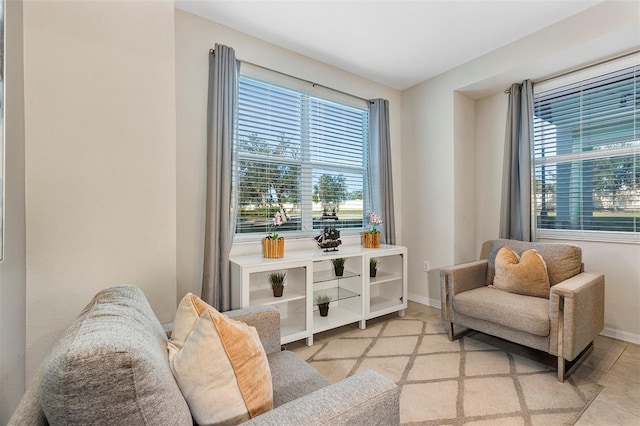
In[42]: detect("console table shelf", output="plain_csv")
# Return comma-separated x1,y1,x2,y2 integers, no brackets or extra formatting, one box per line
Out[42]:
230,243,407,346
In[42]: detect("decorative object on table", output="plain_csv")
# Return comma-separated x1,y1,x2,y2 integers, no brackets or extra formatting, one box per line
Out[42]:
332,258,346,277
269,271,286,297
263,212,285,258
315,226,342,252
370,258,378,277
315,294,333,317
362,212,383,248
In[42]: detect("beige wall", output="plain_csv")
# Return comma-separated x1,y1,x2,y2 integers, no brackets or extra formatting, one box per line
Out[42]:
402,0,640,342
175,10,403,299
22,0,178,381
0,0,26,422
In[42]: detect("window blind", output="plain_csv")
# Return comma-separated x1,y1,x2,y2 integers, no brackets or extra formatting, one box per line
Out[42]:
235,75,370,237
533,65,639,241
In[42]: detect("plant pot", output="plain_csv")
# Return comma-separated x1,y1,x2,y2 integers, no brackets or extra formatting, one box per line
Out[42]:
362,232,381,248
318,303,330,317
334,266,344,277
272,285,284,297
262,237,284,258
370,268,377,278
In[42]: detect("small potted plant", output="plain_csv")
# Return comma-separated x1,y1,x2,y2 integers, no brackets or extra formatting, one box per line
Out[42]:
269,271,286,297
332,258,346,277
370,258,378,278
315,294,333,317
363,212,383,248
263,212,285,258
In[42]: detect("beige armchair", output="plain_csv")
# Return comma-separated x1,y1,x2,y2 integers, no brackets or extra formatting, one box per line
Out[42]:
440,239,605,382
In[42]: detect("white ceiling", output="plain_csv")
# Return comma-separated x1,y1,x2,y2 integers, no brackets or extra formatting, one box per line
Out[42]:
176,0,604,91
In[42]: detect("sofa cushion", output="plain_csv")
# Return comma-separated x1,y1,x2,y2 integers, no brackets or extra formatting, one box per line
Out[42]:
168,294,273,425
486,239,582,286
453,286,550,337
39,285,192,426
267,350,329,408
493,247,550,298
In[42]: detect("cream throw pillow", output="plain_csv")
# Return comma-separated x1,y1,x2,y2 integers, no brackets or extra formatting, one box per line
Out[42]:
168,294,273,425
493,247,551,298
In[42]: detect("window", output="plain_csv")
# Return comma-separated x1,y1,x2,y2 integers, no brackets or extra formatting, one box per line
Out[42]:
234,74,370,238
533,64,639,241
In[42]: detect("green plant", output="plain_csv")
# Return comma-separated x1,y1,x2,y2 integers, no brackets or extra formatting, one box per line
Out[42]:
332,258,346,268
269,271,286,288
369,258,378,269
314,294,333,305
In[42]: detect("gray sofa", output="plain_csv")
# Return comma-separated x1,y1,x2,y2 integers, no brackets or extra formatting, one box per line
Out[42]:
440,239,605,382
9,285,399,425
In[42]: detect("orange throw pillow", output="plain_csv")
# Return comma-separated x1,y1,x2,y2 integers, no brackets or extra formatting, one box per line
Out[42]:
168,294,273,425
493,247,550,298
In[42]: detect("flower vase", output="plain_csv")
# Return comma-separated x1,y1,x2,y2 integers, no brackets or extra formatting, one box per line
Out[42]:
362,232,381,248
262,237,284,258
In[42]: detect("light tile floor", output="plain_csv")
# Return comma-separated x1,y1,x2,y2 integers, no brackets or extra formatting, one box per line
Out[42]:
402,301,640,425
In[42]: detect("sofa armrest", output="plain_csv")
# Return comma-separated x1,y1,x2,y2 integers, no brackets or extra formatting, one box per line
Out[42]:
549,272,605,361
226,305,281,355
440,260,488,322
7,365,47,426
244,370,398,426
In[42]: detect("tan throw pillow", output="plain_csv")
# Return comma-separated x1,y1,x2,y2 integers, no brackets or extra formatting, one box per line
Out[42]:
168,294,273,425
493,247,551,298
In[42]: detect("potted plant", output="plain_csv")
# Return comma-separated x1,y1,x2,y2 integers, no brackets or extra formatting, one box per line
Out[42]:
332,257,346,277
263,212,285,258
269,271,286,297
315,294,333,317
370,258,378,278
363,212,383,248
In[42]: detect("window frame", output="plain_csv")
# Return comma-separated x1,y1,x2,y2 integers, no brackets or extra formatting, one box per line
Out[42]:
233,67,371,242
532,55,639,243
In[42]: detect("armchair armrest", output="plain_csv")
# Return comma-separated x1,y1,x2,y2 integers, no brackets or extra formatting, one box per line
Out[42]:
243,370,399,426
226,305,281,355
440,260,488,322
549,272,605,361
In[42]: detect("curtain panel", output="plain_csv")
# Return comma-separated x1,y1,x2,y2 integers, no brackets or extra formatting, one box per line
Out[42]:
368,99,396,245
500,80,535,242
202,44,239,311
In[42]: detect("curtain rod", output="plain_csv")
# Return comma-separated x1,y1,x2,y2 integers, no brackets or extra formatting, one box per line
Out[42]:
504,48,640,94
210,48,372,104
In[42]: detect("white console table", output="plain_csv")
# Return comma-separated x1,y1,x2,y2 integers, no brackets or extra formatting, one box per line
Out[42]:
230,243,407,346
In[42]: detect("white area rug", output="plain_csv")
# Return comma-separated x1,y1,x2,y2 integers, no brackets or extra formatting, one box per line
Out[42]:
290,313,602,425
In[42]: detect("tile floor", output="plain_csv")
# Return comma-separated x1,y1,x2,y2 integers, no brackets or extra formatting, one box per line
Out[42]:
406,301,640,425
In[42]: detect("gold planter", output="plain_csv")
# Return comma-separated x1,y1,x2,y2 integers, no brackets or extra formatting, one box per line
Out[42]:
362,232,381,248
262,237,284,258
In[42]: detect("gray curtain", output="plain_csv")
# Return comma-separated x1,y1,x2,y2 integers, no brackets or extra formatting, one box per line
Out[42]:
500,80,535,242
202,44,239,311
368,99,396,245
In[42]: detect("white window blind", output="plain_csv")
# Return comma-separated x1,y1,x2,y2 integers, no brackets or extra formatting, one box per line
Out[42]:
533,65,639,241
234,75,370,238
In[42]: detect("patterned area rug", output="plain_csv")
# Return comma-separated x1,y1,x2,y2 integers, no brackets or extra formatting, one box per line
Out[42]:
289,312,602,425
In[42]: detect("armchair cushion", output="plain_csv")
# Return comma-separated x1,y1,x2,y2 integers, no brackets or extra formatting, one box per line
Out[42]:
453,287,550,337
487,239,582,286
493,247,550,298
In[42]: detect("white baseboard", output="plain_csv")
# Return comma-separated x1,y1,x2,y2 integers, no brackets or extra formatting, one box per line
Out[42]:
601,327,640,345
408,293,441,309
408,295,639,346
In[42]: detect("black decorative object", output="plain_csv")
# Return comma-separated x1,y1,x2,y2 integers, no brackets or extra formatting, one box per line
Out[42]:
315,226,342,252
